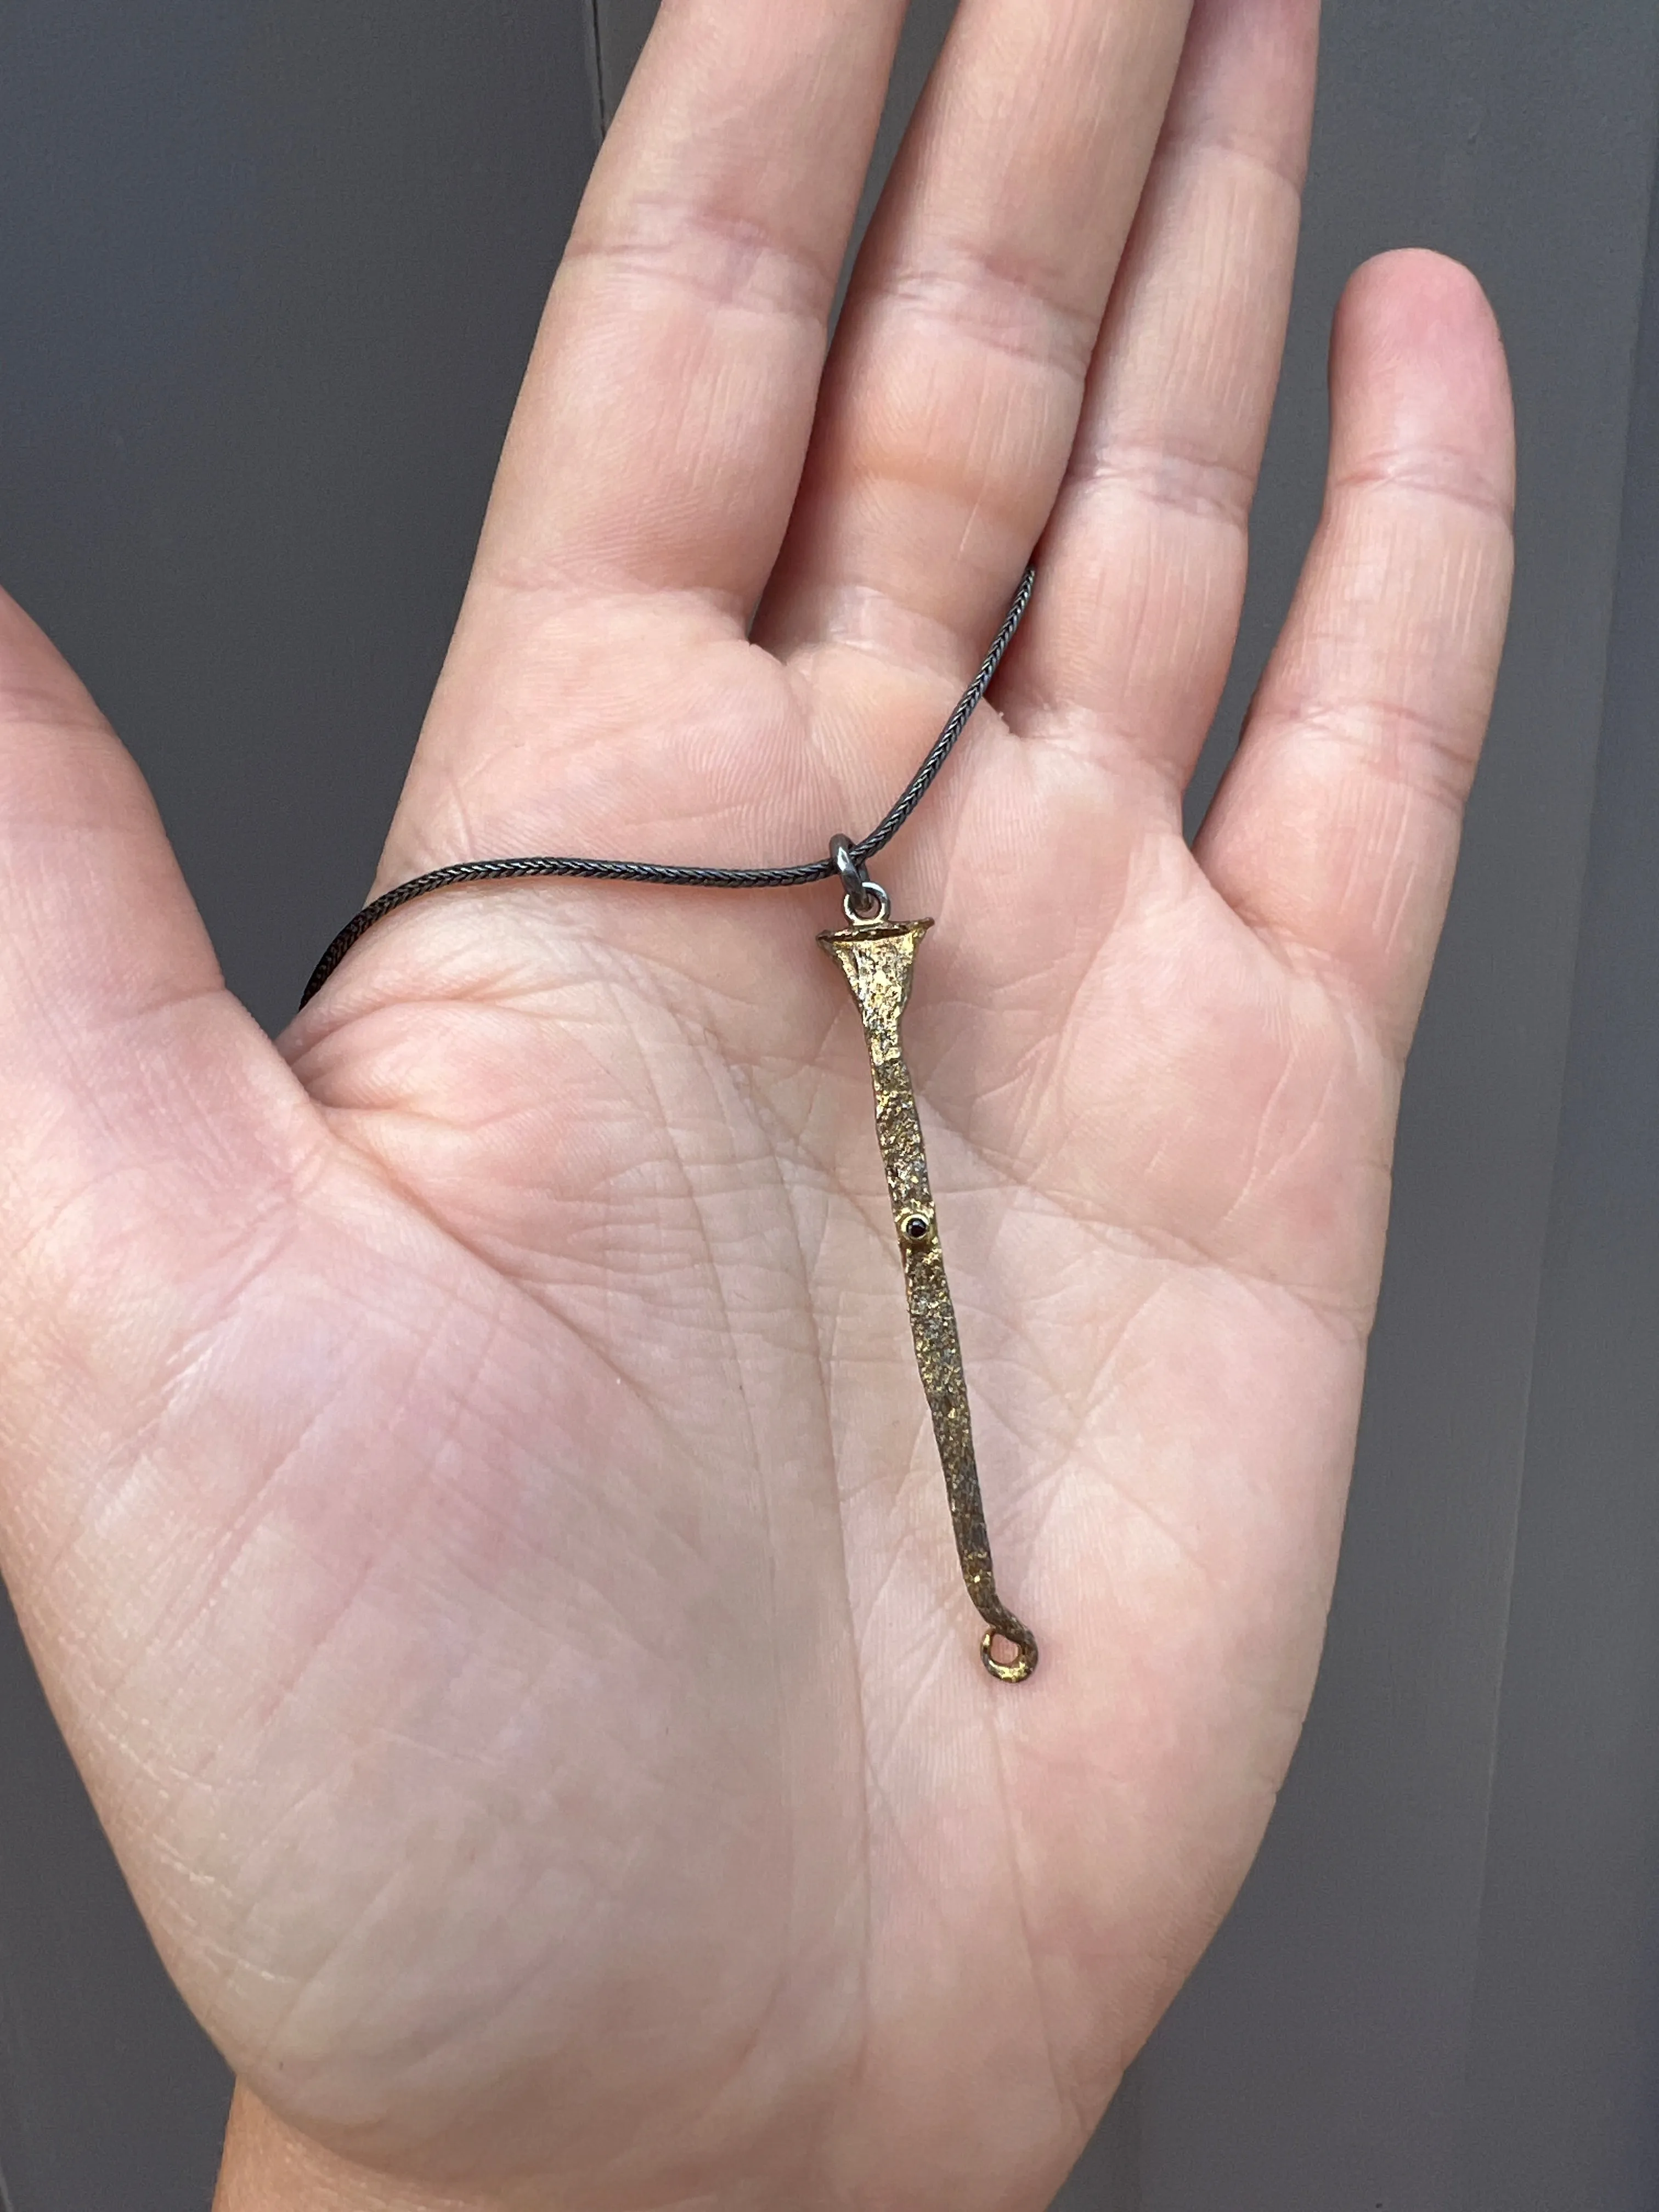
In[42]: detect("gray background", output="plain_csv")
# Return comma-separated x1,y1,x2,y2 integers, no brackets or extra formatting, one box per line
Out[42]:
0,2,1655,2207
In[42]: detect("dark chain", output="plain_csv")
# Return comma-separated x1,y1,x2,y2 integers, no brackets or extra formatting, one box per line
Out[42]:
301,565,1036,1007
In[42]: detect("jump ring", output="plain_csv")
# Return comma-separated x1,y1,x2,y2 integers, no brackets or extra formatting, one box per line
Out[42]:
843,879,891,926
830,833,891,927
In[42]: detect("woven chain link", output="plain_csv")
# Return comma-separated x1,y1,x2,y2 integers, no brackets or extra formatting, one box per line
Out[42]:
301,565,1036,1007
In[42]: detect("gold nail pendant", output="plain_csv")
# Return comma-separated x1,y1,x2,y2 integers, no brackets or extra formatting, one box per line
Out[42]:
821,874,1039,1685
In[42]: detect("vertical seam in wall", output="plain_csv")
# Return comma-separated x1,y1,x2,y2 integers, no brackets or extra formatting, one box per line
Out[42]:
586,0,609,134
1452,75,1659,2211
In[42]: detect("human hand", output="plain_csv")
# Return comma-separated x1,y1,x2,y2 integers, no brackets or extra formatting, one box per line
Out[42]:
0,1,1513,2208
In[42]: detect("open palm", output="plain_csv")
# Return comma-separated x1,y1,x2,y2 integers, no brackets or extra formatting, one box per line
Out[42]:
0,2,1513,2209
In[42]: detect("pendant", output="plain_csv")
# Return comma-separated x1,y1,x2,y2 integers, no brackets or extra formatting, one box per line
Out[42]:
821,843,1039,1684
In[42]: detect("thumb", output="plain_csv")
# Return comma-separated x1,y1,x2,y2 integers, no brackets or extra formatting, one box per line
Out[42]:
0,587,224,1033
0,583,319,1666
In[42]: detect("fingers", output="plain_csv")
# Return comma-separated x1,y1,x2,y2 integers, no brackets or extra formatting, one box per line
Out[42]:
997,0,1319,794
756,0,1196,685
471,0,909,613
1195,251,1516,1054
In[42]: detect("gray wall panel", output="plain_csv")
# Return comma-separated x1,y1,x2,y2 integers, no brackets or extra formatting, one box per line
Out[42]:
1460,173,1659,2212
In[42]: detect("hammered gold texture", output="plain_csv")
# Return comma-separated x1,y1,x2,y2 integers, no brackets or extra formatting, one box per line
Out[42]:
820,917,1039,1684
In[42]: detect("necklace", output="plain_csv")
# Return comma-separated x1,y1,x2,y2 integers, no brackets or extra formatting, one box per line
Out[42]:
303,568,1040,1684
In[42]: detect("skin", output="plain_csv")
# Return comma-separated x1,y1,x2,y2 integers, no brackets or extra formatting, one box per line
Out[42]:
0,0,1514,2208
